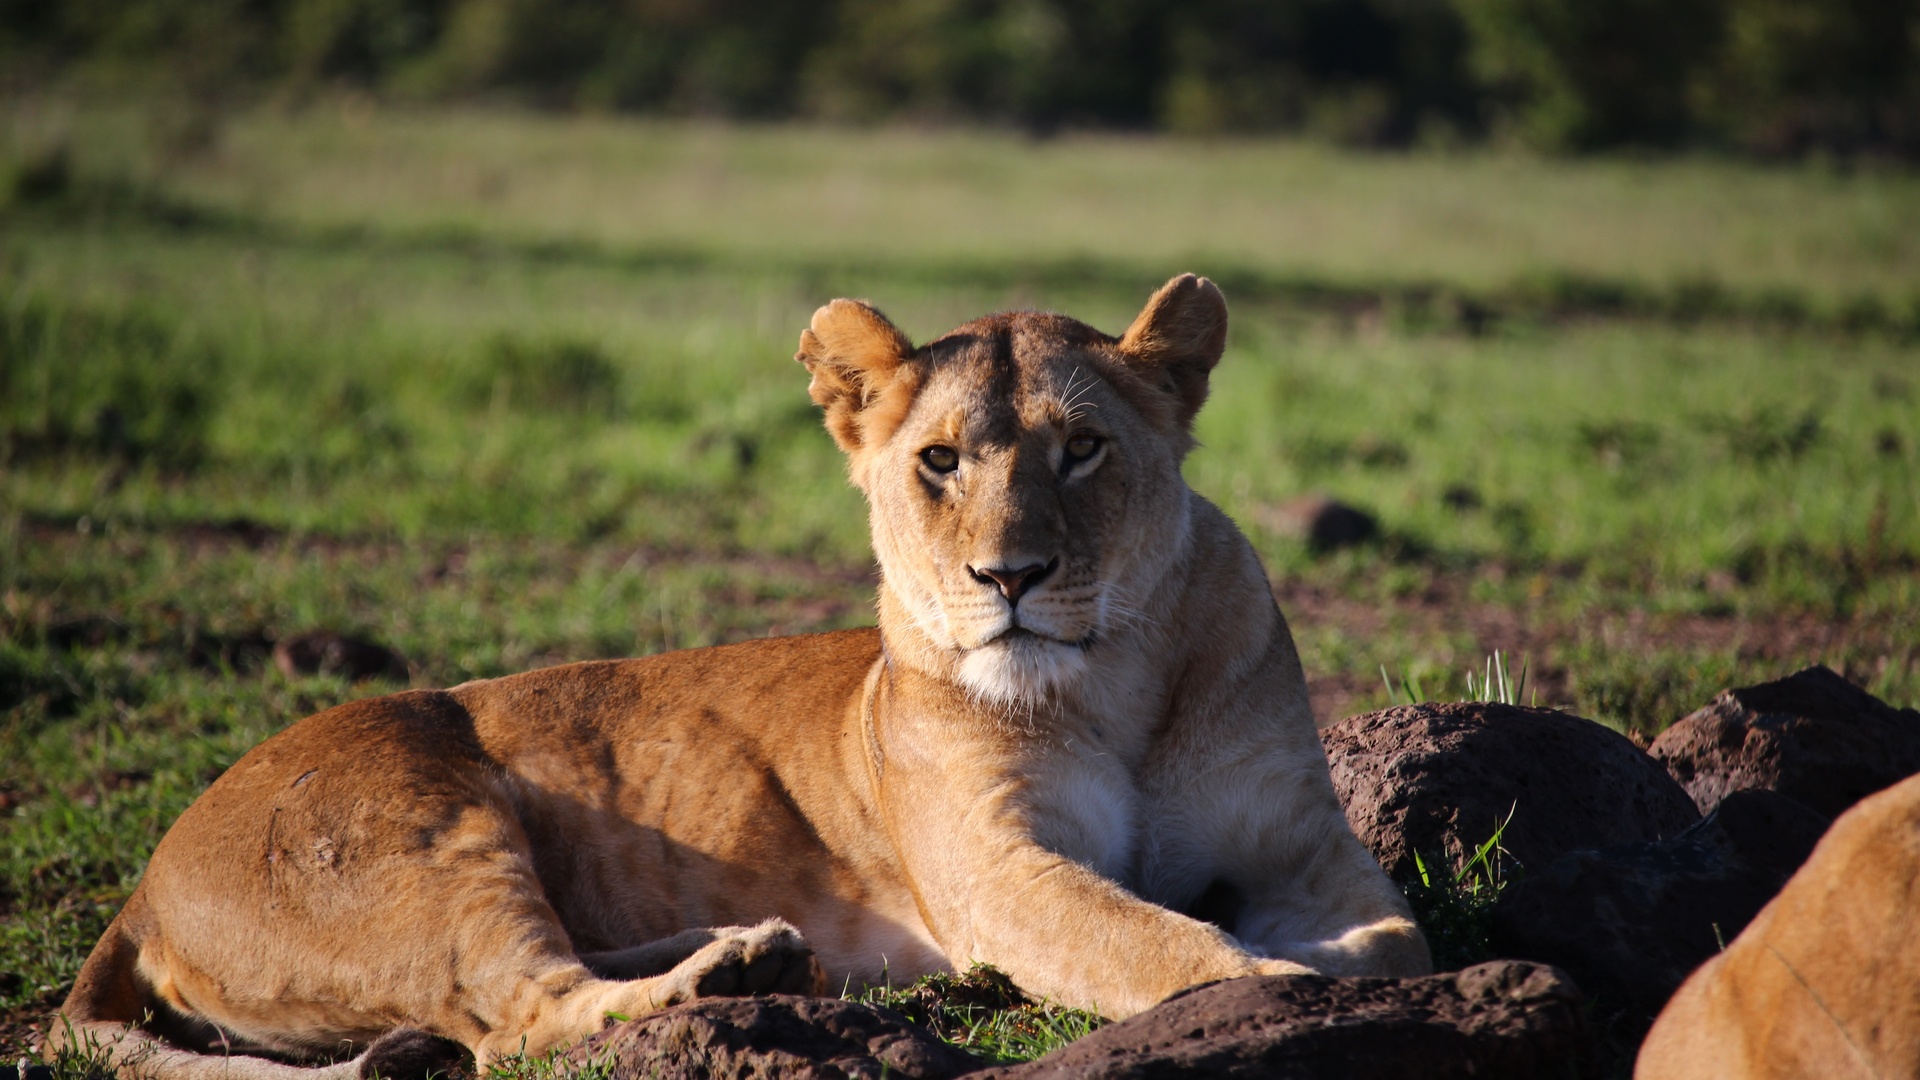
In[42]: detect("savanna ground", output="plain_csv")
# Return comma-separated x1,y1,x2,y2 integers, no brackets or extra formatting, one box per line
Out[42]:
3,96,1918,1069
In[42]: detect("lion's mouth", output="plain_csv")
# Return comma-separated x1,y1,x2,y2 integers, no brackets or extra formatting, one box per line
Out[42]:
994,626,1097,650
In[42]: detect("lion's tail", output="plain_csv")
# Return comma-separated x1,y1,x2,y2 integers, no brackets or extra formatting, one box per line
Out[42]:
48,910,419,1080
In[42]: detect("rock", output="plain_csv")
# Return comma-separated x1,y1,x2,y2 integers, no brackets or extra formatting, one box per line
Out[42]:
1257,495,1379,551
982,962,1588,1080
1491,789,1831,1022
357,1028,472,1080
273,631,409,682
577,994,985,1080
1648,664,1920,817
1322,702,1700,880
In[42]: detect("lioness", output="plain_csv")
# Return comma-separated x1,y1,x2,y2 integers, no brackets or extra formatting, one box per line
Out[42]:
1636,772,1920,1079
53,275,1429,1079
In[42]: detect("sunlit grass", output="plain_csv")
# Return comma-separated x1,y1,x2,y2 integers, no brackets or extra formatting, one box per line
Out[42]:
7,98,1920,309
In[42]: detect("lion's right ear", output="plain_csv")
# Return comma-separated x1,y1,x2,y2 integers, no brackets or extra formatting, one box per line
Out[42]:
796,299,917,454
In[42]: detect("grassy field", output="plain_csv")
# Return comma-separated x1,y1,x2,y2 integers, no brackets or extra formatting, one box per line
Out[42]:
3,97,1918,1067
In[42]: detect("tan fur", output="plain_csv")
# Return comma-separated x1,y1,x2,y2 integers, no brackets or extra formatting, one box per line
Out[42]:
1636,774,1920,1080
53,275,1428,1079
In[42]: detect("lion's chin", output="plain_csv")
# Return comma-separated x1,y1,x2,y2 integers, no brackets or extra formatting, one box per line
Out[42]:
955,630,1090,709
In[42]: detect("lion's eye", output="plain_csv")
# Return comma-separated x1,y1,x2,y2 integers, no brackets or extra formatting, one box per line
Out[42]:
921,446,960,473
1064,432,1103,464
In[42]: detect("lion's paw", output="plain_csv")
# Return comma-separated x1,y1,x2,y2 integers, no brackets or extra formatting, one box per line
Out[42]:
651,919,824,1007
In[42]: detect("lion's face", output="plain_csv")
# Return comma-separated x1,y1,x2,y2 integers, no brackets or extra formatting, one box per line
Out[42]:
797,275,1229,707
859,315,1191,705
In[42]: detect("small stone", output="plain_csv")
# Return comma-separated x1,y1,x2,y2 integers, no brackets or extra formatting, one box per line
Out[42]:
273,631,409,682
1256,495,1379,552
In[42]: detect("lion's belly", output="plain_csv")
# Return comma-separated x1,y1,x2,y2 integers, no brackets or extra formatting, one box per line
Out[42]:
510,746,947,987
459,629,947,988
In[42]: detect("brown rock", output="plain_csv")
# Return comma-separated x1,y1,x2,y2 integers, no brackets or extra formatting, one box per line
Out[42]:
1648,665,1920,818
984,962,1588,1080
578,995,985,1080
1491,788,1831,1023
273,630,409,682
1322,702,1700,880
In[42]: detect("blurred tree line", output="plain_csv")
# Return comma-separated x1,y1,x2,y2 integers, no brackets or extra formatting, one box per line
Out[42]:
2,0,1916,155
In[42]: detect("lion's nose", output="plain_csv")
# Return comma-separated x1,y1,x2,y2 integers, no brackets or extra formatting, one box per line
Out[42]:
968,559,1057,606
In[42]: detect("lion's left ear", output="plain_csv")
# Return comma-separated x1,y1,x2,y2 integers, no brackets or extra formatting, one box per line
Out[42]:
1115,273,1228,433
796,299,917,454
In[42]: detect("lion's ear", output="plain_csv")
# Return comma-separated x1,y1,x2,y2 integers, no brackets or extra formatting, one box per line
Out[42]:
1115,274,1228,433
796,299,917,454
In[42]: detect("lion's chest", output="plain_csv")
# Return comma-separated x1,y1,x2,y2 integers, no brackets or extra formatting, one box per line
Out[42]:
1023,714,1180,890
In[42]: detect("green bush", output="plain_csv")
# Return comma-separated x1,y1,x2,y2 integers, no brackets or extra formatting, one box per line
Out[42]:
1457,0,1724,149
3,0,1918,158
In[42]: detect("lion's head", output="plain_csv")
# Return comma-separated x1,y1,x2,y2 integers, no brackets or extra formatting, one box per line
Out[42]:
796,274,1228,707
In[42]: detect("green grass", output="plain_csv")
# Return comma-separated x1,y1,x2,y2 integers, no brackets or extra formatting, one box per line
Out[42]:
2,95,1917,1066
11,98,1920,313
856,965,1106,1065
1402,808,1515,974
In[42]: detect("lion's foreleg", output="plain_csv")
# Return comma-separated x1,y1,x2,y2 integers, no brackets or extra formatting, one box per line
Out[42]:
1225,806,1432,978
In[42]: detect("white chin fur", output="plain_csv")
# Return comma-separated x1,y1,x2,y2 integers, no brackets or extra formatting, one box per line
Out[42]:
956,634,1090,708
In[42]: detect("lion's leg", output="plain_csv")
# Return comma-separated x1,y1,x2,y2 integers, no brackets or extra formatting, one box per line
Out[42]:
1231,803,1431,978
579,926,750,979
476,920,821,1062
95,690,825,1075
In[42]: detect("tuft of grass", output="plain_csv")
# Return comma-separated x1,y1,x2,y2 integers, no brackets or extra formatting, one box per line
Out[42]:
1402,808,1514,972
1462,650,1531,706
1379,663,1431,706
484,1042,613,1080
854,965,1106,1065
1378,651,1532,708
14,1017,132,1080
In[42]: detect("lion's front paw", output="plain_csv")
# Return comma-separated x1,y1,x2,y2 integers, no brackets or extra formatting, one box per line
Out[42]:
651,919,825,1007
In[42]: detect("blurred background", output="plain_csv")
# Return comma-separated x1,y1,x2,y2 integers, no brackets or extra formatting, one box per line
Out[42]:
4,0,1919,152
1,0,1918,1049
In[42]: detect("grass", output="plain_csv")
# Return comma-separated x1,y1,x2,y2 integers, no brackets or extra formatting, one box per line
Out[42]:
1402,809,1515,974
2,94,1917,1067
10,99,1920,314
856,965,1107,1065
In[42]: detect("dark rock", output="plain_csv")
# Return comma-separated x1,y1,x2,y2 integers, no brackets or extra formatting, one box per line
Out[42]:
1491,789,1831,1023
1440,483,1482,511
358,1028,471,1080
983,962,1587,1080
1648,665,1920,817
273,631,409,682
578,995,985,1080
0,1067,55,1080
1258,495,1379,551
1322,702,1700,880
184,628,275,673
